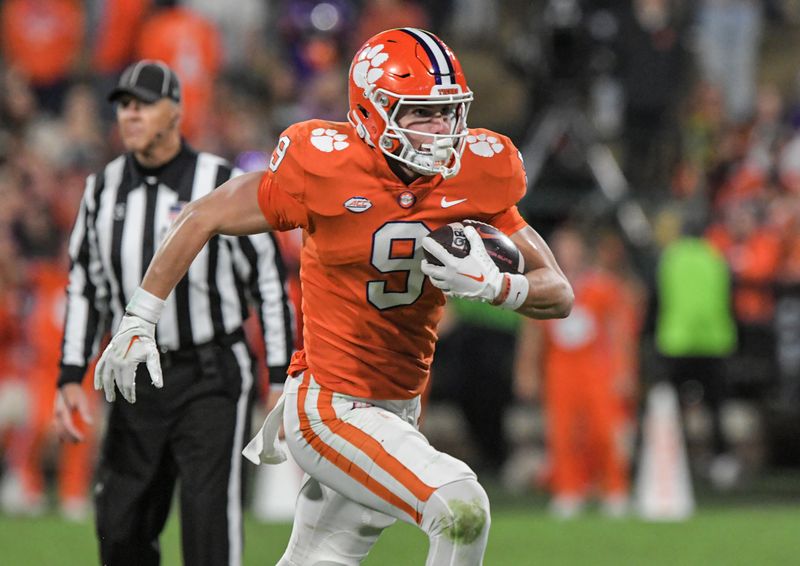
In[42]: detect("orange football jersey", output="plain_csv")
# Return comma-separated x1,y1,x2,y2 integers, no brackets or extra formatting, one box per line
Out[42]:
541,270,620,381
258,120,528,399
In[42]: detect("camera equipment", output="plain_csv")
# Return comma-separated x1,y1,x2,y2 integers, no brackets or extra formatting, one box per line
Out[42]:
520,0,653,249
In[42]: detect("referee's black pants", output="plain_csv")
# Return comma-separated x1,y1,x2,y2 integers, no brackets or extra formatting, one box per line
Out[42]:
94,336,256,566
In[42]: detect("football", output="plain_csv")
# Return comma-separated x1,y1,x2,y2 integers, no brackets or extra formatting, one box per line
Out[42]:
423,220,524,273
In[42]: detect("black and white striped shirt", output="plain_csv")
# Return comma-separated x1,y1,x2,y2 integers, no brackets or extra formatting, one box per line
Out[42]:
58,143,295,386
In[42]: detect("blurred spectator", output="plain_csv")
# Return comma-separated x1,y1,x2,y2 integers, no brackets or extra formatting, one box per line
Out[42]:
515,226,634,518
695,0,764,124
594,226,646,445
187,0,269,67
777,126,800,194
442,0,496,44
709,85,789,209
90,0,151,76
615,0,690,197
12,201,61,259
279,0,356,79
673,81,725,199
773,194,800,405
0,227,26,517
0,227,23,434
748,83,789,172
427,0,455,35
0,252,98,520
89,0,152,121
294,67,348,122
205,71,275,159
706,199,781,327
351,0,430,51
0,168,25,227
655,213,739,487
0,68,39,139
0,0,85,115
58,84,107,169
134,1,224,142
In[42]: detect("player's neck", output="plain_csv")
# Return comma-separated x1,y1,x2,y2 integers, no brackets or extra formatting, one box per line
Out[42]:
386,156,425,186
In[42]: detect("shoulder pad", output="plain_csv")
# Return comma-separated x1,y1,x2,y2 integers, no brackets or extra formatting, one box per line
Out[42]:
273,120,362,178
455,128,527,213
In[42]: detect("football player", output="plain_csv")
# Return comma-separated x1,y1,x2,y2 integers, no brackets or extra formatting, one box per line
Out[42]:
95,28,573,565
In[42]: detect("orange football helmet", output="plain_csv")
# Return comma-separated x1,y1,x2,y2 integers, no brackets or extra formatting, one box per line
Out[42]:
347,28,473,179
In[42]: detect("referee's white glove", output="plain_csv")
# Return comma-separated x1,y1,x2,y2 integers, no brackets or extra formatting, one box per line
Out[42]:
95,288,165,403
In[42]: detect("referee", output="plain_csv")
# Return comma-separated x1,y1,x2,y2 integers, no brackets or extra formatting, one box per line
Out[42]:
52,60,295,566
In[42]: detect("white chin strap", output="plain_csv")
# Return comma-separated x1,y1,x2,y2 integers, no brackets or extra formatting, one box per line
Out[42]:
402,137,461,179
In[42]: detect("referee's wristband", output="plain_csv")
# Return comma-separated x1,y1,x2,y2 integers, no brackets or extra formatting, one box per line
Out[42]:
58,365,87,387
126,287,166,324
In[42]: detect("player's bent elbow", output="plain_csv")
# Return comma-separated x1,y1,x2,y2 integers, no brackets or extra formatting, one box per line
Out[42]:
537,279,574,319
174,201,217,241
554,281,575,318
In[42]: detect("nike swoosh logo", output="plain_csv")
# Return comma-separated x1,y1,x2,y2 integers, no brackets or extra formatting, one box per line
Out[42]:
441,197,467,208
124,336,140,358
458,272,485,282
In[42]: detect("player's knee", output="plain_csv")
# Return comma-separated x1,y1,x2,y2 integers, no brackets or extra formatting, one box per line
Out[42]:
421,479,491,546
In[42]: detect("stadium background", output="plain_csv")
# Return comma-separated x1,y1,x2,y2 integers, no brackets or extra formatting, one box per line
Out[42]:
1,0,799,564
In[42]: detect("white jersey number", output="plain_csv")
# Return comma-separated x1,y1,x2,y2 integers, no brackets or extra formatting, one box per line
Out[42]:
368,221,429,310
269,136,291,172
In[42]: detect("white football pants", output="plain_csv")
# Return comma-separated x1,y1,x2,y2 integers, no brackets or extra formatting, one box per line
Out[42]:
276,373,491,566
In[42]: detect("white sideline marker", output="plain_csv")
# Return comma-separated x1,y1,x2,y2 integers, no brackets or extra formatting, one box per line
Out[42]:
635,382,695,521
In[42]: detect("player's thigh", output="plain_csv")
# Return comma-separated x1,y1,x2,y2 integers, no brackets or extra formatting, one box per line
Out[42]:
283,374,475,525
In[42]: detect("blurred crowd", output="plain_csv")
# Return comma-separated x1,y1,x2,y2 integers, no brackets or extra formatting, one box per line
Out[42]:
2,0,800,521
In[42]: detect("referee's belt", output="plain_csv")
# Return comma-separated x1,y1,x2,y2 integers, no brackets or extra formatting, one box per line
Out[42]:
158,328,245,369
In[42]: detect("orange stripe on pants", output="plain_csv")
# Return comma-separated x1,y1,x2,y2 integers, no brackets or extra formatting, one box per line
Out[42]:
296,374,434,524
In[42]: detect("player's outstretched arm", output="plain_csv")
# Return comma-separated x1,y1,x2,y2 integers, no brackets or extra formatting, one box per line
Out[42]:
144,171,270,298
510,225,573,320
95,172,270,403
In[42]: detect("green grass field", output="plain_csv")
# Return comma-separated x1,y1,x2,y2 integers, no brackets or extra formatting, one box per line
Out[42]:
2,504,799,565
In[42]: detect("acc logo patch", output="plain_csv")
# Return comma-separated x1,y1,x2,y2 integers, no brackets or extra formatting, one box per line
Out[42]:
344,196,372,213
310,128,349,152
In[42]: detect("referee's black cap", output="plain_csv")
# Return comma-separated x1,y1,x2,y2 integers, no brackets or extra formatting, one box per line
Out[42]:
108,60,181,104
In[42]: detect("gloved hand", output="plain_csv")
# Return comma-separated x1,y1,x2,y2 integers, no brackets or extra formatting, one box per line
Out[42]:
95,288,165,403
95,313,163,403
420,225,504,302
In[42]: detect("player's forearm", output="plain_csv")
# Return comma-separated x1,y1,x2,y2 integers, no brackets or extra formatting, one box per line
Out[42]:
141,202,213,299
140,171,268,301
515,267,573,319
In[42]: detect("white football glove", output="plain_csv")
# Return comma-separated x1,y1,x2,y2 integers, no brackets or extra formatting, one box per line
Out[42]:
421,225,504,302
94,288,165,403
421,226,530,310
